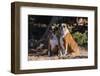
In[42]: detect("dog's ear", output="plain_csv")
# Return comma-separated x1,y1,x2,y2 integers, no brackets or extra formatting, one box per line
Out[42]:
57,24,60,28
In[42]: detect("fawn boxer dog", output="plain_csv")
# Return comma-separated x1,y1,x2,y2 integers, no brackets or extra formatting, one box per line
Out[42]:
59,23,80,58
48,25,59,56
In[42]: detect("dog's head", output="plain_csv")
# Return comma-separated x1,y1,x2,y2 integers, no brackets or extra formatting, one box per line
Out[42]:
48,24,55,39
60,23,69,36
49,24,59,33
60,23,68,31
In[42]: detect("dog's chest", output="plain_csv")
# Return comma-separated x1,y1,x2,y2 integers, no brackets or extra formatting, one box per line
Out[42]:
60,37,64,47
50,35,58,49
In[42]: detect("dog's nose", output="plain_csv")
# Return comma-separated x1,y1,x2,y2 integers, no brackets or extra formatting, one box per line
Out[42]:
63,26,65,28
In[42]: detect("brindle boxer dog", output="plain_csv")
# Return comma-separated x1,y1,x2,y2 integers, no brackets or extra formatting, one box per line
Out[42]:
48,25,59,57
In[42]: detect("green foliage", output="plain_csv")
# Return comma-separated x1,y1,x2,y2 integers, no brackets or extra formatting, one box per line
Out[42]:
72,30,88,47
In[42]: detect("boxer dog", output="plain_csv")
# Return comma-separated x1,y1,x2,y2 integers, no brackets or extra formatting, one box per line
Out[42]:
48,25,59,56
59,23,80,58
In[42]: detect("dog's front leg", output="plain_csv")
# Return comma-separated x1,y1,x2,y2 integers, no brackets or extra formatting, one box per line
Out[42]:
64,43,68,56
58,49,63,58
48,39,52,57
48,44,52,57
62,38,68,57
60,37,65,57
